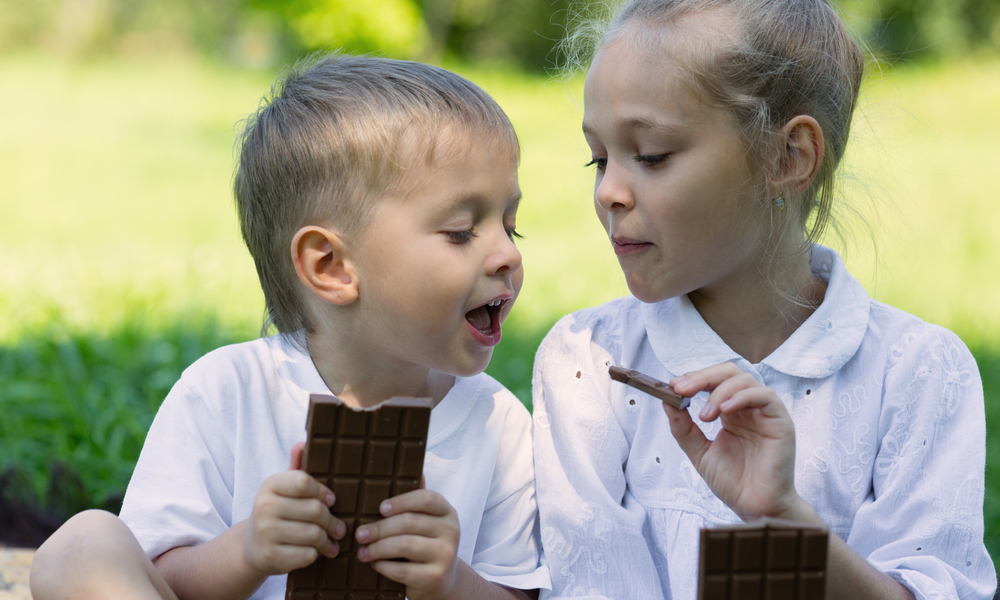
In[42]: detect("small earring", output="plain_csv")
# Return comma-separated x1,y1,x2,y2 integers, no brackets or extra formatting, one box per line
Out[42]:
774,193,785,210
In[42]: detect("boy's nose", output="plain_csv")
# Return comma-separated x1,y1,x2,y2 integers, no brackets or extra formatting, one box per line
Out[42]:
595,163,634,213
487,230,522,277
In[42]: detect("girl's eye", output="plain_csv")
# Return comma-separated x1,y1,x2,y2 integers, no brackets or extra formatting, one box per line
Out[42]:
506,227,523,241
635,154,669,167
447,229,477,244
584,158,608,172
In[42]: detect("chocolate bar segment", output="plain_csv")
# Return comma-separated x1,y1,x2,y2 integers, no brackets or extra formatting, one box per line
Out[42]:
286,394,433,600
608,365,691,410
697,518,829,600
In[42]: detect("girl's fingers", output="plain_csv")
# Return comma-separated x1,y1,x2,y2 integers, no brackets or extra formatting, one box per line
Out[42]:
717,386,790,421
670,362,744,397
661,403,712,469
700,373,764,421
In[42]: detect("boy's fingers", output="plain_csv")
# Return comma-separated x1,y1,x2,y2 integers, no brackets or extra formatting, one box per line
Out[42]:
259,520,340,559
289,442,305,470
278,499,346,540
269,470,335,506
359,533,449,565
379,489,452,518
356,511,457,546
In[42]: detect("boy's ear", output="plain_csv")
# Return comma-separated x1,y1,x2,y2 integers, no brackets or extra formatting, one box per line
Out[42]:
771,115,825,196
291,226,359,306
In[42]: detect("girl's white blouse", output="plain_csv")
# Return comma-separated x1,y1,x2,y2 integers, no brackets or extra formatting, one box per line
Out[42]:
532,246,996,600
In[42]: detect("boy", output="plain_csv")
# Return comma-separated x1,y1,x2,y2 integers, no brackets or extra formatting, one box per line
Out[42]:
30,53,548,600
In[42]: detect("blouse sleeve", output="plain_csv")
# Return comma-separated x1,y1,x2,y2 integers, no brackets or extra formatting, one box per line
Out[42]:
846,324,997,600
532,314,667,600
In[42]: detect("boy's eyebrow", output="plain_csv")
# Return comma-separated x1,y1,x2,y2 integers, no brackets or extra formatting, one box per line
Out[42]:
429,190,522,219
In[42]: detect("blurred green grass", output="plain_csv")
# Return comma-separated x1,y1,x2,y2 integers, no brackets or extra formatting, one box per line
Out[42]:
0,54,997,557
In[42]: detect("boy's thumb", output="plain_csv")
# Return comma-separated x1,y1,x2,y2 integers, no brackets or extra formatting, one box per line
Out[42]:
290,442,305,470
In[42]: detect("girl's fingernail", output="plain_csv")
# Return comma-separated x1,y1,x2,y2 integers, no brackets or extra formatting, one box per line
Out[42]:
356,527,369,543
699,404,711,419
326,542,339,557
672,376,691,389
380,501,391,516
357,546,368,561
325,493,335,507
335,522,346,539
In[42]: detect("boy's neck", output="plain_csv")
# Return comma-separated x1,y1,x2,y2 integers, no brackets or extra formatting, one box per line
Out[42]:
304,330,455,409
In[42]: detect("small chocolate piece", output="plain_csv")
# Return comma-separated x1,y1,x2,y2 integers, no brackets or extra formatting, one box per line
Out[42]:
608,365,690,410
697,518,829,600
286,394,433,600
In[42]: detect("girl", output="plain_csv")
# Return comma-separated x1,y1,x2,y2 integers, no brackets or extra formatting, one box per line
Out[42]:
532,1,996,599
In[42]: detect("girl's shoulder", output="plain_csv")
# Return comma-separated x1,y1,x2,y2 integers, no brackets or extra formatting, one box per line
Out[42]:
540,295,647,352
863,299,978,380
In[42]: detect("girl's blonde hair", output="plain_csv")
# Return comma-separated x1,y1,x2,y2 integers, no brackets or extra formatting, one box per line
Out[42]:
565,0,864,252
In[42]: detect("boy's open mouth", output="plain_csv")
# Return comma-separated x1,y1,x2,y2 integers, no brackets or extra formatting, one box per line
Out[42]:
465,298,507,337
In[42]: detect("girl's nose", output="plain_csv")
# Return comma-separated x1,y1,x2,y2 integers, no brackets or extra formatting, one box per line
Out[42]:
594,163,635,212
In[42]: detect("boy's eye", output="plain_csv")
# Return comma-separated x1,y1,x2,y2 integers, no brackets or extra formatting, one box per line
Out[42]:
635,154,669,167
447,229,477,244
584,158,608,172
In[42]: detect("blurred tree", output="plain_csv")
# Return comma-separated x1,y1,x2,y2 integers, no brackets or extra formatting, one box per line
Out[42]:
836,0,1000,59
418,0,575,69
250,0,429,58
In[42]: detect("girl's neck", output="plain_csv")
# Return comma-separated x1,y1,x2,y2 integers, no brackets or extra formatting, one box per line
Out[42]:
688,252,827,365
304,326,454,409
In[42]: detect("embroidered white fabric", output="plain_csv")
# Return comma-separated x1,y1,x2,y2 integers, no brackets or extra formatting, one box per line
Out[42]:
532,245,996,600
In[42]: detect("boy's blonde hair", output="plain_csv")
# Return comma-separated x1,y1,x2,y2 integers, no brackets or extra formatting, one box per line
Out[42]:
565,0,864,253
234,53,519,337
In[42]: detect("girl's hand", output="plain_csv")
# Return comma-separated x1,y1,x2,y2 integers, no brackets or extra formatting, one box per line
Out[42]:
242,443,346,575
667,363,807,522
355,488,461,600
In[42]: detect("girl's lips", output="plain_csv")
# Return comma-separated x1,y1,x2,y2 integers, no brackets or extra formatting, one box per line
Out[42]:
611,237,653,256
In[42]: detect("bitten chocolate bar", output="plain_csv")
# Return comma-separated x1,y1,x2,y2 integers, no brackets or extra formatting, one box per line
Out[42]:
698,518,829,600
285,394,433,600
608,365,691,410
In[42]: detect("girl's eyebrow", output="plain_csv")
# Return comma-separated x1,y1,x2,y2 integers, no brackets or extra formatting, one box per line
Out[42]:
583,116,686,136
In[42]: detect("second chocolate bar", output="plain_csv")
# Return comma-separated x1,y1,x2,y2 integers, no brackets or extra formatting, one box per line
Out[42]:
609,365,691,410
286,394,433,600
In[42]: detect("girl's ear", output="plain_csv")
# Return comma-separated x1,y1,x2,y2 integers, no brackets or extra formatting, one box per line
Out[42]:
772,115,825,196
291,226,359,306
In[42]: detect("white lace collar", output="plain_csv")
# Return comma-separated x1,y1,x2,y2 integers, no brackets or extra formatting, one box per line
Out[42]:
639,245,870,379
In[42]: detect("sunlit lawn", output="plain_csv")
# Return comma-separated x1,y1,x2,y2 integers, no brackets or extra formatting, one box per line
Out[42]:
0,53,998,556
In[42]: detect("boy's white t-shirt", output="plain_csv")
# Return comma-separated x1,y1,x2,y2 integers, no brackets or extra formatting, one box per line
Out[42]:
119,335,549,599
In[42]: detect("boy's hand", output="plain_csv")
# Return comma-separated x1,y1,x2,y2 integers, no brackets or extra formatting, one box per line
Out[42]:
243,442,346,576
667,363,810,522
354,487,461,600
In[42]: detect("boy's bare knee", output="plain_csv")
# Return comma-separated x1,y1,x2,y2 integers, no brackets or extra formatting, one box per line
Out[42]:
31,509,146,599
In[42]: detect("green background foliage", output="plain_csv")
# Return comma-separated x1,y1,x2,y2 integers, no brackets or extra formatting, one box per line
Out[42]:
0,0,997,567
